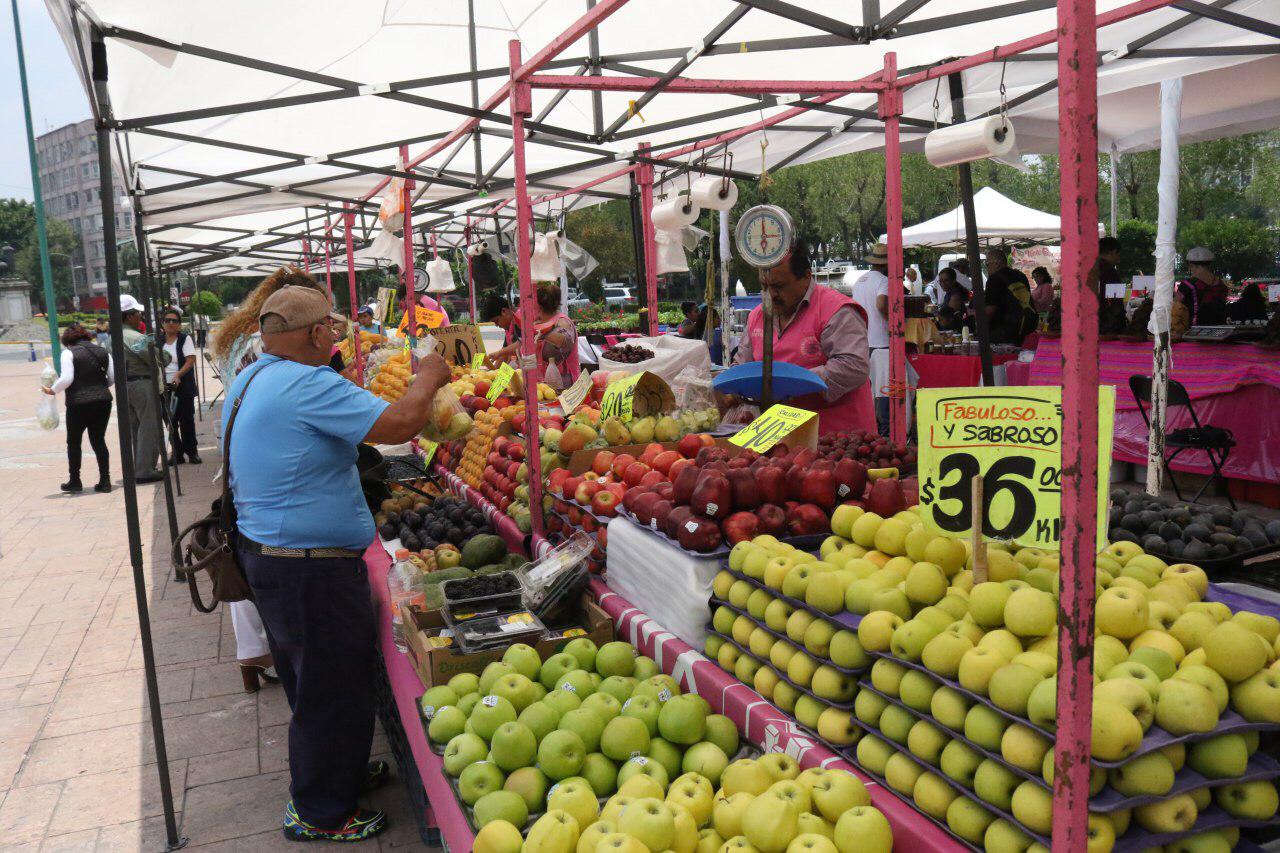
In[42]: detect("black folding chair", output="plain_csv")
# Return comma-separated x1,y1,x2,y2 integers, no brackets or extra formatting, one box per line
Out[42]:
1129,375,1236,508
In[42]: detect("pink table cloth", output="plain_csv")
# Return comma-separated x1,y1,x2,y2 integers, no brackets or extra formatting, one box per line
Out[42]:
1027,339,1280,483
908,352,1019,389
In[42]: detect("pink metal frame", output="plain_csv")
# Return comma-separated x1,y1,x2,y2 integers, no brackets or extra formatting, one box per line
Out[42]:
342,205,363,387
401,145,417,358
636,142,660,338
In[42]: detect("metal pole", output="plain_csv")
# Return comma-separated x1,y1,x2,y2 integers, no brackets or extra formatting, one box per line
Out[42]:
628,174,647,313
947,71,994,386
343,206,365,387
11,0,60,363
134,228,183,519
90,26,186,851
636,143,660,337
465,217,478,320
190,271,204,418
510,39,545,541
400,146,416,365
1147,79,1182,496
881,53,907,445
761,288,774,409
323,216,334,305
1053,0,1100,847
1109,146,1120,236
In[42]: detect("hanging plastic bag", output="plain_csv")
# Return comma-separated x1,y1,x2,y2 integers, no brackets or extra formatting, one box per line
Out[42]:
425,257,456,293
37,395,60,431
655,228,688,275
530,231,564,282
40,360,57,389
420,385,472,442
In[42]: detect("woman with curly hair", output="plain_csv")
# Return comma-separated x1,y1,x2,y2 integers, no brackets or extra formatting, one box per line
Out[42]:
211,266,332,691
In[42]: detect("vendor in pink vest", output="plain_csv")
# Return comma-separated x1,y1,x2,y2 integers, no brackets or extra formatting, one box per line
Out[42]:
486,284,580,391
729,238,876,436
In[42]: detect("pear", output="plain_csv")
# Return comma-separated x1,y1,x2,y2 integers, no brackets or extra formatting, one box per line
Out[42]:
655,416,681,442
630,417,656,444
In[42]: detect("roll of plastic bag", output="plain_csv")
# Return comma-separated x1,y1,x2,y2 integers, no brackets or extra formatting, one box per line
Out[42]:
651,194,700,230
925,116,1016,168
37,395,59,431
689,175,738,211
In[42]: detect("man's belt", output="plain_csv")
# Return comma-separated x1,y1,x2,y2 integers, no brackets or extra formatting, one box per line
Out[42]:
239,537,363,559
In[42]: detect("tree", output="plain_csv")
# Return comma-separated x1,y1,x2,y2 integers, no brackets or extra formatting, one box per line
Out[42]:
1115,219,1157,277
1178,218,1276,278
16,216,78,305
564,201,636,299
189,290,223,319
0,198,36,252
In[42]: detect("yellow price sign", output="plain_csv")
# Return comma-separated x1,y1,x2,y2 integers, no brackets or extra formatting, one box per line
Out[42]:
599,373,644,422
471,352,486,370
487,363,516,402
398,305,446,334
420,439,439,468
558,371,593,415
728,404,816,453
916,386,1115,549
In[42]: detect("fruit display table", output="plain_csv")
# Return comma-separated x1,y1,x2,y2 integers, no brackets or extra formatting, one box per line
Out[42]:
1028,338,1280,484
907,352,1021,389
433,464,531,555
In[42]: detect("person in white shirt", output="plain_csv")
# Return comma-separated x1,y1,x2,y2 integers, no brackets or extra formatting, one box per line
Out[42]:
904,266,920,295
850,244,892,436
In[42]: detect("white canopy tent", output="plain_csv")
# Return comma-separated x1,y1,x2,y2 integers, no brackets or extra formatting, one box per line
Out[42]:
882,186,1087,247
42,0,1280,273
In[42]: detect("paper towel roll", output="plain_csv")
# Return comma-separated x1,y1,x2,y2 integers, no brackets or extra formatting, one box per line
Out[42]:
689,175,738,211
925,117,1016,168
651,194,701,230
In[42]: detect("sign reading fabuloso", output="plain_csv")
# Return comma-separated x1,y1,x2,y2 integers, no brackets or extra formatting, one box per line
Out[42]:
916,386,1115,549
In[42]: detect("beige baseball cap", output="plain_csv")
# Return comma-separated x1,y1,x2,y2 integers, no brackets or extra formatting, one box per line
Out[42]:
259,286,342,333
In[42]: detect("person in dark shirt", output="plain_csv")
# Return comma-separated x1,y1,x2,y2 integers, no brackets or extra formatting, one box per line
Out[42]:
983,248,1032,345
935,268,970,333
1228,283,1269,322
1177,246,1230,325
1098,236,1124,286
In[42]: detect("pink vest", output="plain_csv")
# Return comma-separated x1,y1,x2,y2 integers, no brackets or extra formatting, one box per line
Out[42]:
746,286,876,436
540,312,581,387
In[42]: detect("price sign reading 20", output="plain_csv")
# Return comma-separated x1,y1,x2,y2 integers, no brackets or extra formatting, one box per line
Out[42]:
916,387,1115,549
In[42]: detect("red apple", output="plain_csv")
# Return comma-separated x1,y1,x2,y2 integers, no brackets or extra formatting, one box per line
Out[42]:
665,505,693,539
623,486,650,515
652,482,675,501
726,468,760,511
690,471,732,521
652,450,682,475
722,511,760,545
623,462,652,488
591,490,620,517
567,506,583,525
833,458,868,502
592,450,617,477
507,443,525,462
677,515,723,553
800,468,839,510
786,503,829,536
673,465,701,506
756,466,787,505
866,478,907,517
575,479,602,505
581,514,597,533
639,470,666,488
639,443,665,467
633,491,662,525
668,457,695,483
756,504,787,536
649,499,673,532
677,434,706,459
611,453,636,479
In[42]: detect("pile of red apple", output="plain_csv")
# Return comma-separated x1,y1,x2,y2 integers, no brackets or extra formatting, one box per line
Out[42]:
819,429,917,471
476,435,528,513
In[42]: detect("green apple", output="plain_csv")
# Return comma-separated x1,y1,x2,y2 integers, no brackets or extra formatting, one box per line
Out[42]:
964,704,1011,752
988,664,1045,716
576,752,617,798
1233,610,1280,644
794,695,826,730
904,562,948,607
595,642,638,678
912,771,958,820
1096,586,1149,640
968,582,1013,629
1000,723,1051,774
618,772,665,802
884,752,924,795
420,686,460,718
747,588,774,621
1003,588,1057,639
721,759,773,797
444,732,488,776
543,687,583,716
598,675,637,705
493,673,540,713
1230,668,1280,723
764,599,794,633
957,646,1010,696
1104,661,1161,701
1134,793,1199,833
1187,734,1249,779
946,796,996,845
473,789,529,830
1156,678,1219,734
472,818,524,853
772,681,800,714
539,653,580,690
446,672,479,698
805,573,847,615
1108,750,1174,797
698,714,738,759
471,695,518,741
728,579,754,609
1214,779,1279,820
831,504,865,540
855,735,895,777
525,810,581,852
801,619,836,658
645,737,682,781
557,708,605,753
854,689,889,727
889,619,944,662
1171,665,1229,713
428,705,467,743
870,588,913,621
1093,678,1155,731
581,691,623,725
894,670,936,712
1203,621,1267,683
973,759,1021,811
617,755,670,794
556,670,596,701
1009,780,1052,836
622,694,662,736
712,791,753,840
480,662,517,696
1170,611,1218,654
827,631,869,670
600,794,636,826
811,666,857,704
930,687,972,732
1091,699,1143,761
489,721,537,772
758,753,799,782
907,719,949,766
983,818,1033,853
857,611,903,653
547,777,599,830
834,805,894,853
503,765,550,812
1093,635,1130,676
921,631,975,679
600,714,651,762
459,760,506,805
879,704,915,745
817,706,859,747
501,643,542,681
537,729,586,781
1128,646,1176,681
1024,676,1058,731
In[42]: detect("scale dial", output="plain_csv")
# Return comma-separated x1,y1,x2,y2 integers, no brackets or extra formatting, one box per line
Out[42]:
413,268,430,293
735,205,795,269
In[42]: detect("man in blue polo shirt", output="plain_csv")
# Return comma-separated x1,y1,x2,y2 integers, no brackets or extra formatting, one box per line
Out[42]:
223,285,449,842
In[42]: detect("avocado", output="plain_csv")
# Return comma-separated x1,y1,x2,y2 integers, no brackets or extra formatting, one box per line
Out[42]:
503,553,527,571
423,566,472,587
460,534,507,570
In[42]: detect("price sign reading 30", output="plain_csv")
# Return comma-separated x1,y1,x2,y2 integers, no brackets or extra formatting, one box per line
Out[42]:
916,386,1115,548
729,404,816,454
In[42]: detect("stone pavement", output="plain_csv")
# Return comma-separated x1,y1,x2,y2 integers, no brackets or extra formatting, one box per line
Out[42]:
0,354,431,851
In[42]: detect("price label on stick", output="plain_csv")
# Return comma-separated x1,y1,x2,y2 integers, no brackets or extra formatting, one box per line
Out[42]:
471,352,486,370
487,363,516,402
420,439,438,468
558,371,593,414
600,373,644,421
729,404,817,453
431,324,483,366
916,386,1115,549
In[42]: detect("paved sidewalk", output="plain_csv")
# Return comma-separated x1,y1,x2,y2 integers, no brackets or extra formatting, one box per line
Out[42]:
0,355,427,851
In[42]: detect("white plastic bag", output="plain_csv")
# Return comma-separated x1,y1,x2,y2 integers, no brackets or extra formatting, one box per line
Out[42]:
530,231,564,282
598,334,711,387
654,228,688,275
37,395,59,431
40,360,57,389
424,257,455,292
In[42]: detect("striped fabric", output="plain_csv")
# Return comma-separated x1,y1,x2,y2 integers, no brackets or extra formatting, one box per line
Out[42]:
1028,339,1280,410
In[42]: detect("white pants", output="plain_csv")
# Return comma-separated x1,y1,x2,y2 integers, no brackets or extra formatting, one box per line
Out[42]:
230,599,271,661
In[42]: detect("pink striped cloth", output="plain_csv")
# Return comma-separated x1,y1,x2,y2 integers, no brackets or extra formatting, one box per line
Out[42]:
1028,338,1280,410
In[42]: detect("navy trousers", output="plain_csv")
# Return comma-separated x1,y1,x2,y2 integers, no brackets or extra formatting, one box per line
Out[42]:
240,549,376,828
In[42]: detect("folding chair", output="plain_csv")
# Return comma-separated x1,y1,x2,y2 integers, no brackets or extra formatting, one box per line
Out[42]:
1129,375,1236,509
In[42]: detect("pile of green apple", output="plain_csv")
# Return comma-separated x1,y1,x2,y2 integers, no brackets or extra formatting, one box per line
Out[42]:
471,750,895,853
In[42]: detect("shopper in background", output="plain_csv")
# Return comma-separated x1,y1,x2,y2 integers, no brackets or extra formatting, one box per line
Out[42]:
1030,266,1056,313
904,266,920,295
850,243,893,436
530,285,580,389
1097,236,1124,287
983,248,1034,346
676,301,699,337
935,268,970,333
211,266,332,697
1177,246,1230,325
159,308,201,465
481,294,521,349
1229,282,1269,322
119,294,166,484
357,304,382,335
44,323,114,493
224,285,450,842
729,238,874,436
94,316,110,348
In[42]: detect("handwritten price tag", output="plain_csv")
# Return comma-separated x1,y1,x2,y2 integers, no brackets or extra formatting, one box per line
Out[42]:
728,404,815,453
599,373,644,422
420,439,438,467
916,386,1114,548
558,371,593,415
487,363,516,402
471,352,486,370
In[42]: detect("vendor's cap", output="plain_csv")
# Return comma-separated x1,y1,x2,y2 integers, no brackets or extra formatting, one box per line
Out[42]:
1187,246,1214,264
259,286,336,333
358,304,375,316
118,294,143,314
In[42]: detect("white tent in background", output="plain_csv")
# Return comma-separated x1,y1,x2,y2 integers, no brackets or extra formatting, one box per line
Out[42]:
884,187,1095,248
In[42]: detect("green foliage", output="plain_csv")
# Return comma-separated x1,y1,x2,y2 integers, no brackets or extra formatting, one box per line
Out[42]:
0,198,36,251
16,215,78,302
1177,218,1276,278
1115,220,1157,277
188,290,223,318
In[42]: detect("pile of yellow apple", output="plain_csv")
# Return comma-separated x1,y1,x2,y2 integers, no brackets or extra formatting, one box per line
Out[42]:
458,410,505,488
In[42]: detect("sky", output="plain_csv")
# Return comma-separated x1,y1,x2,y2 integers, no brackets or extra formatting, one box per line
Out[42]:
1,0,91,201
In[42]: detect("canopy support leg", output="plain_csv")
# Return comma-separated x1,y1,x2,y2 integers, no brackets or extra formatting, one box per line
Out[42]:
947,71,994,386
637,143,660,337
343,206,364,387
881,52,907,445
1147,78,1182,496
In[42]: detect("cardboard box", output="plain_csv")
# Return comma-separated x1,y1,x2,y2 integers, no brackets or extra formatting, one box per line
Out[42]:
401,595,614,689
